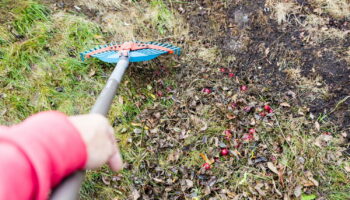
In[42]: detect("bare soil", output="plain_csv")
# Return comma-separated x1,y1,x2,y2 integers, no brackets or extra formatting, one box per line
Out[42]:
182,0,350,131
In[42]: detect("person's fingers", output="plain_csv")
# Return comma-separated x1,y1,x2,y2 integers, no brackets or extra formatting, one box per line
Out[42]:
107,126,115,142
69,114,123,170
108,146,123,171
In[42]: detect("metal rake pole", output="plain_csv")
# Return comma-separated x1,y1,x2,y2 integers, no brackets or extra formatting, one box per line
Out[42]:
50,54,130,200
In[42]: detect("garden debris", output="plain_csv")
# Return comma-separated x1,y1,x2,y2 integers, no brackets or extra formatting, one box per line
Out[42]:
2,0,350,199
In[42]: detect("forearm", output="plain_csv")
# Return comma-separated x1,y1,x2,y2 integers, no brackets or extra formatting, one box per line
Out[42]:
0,111,87,200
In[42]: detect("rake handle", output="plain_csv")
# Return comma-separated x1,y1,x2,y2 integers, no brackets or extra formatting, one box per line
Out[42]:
50,55,130,200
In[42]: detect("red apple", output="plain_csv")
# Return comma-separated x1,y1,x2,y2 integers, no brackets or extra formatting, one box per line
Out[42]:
231,103,238,109
270,156,277,161
229,73,235,77
259,111,267,117
202,163,211,170
264,105,271,111
242,133,254,141
166,86,172,92
234,142,241,148
220,148,229,156
240,85,248,92
248,128,256,134
156,91,163,97
224,130,232,138
202,88,211,94
243,106,252,112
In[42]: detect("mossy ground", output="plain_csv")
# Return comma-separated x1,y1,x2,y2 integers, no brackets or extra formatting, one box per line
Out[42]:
0,0,349,199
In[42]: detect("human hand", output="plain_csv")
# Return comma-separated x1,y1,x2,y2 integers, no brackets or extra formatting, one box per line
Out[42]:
68,114,123,171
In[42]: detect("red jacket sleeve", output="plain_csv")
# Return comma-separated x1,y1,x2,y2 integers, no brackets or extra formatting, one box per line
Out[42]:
0,111,87,200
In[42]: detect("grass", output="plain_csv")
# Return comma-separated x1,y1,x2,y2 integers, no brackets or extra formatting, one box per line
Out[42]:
0,0,106,124
1,0,349,199
12,2,50,35
1,1,179,198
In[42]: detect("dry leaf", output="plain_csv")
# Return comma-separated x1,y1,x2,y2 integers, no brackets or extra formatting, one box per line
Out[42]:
168,150,181,162
341,132,347,138
200,153,211,164
131,188,140,200
173,127,181,133
294,185,302,197
102,175,110,185
314,121,320,131
230,149,241,159
287,90,296,98
254,183,266,196
303,180,315,187
280,102,291,107
308,176,319,187
190,115,208,131
272,180,282,196
227,191,237,198
345,164,350,172
118,96,124,105
314,135,333,147
186,179,194,188
267,162,279,174
226,113,236,120
306,171,319,187
153,178,164,183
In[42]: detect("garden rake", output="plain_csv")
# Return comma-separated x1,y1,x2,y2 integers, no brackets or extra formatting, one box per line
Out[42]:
51,41,181,200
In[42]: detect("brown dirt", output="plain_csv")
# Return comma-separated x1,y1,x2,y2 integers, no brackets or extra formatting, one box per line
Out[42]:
180,0,350,132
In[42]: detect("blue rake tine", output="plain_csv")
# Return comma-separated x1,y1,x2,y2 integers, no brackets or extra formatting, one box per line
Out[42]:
81,41,181,63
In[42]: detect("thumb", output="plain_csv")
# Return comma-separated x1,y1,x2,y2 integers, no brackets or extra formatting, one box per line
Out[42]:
108,146,123,171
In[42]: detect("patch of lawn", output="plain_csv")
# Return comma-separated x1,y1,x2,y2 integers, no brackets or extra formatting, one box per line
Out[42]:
12,2,50,35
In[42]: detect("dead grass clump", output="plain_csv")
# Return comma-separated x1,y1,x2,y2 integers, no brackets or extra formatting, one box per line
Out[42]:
78,0,122,11
99,9,140,41
284,67,328,95
303,14,350,43
50,12,102,54
345,49,350,64
197,47,219,64
76,0,188,42
313,0,350,19
272,2,299,24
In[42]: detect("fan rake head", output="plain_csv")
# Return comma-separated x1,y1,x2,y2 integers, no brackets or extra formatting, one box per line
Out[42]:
81,41,181,63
